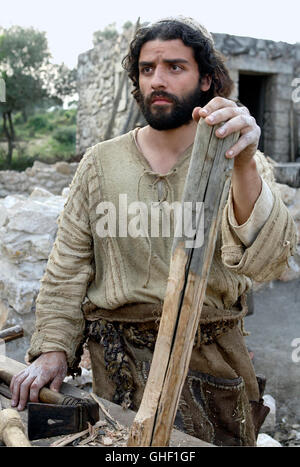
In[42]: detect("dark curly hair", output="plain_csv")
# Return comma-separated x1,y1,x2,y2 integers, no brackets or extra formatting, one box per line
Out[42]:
122,19,234,107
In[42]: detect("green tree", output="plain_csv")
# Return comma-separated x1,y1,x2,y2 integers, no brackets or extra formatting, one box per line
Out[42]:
49,63,77,102
123,21,133,30
93,23,118,45
0,26,51,165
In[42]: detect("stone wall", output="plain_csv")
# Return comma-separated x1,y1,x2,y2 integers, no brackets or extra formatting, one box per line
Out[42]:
213,35,300,163
0,187,69,361
0,160,78,198
76,27,300,163
294,46,300,160
76,26,141,156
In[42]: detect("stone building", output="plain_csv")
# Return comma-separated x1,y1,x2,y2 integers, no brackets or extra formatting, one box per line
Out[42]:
76,25,300,164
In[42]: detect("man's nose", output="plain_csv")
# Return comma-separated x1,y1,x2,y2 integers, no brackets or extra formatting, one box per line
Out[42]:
150,67,167,89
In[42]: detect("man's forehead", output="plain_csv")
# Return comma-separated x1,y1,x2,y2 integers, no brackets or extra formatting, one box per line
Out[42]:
139,39,195,62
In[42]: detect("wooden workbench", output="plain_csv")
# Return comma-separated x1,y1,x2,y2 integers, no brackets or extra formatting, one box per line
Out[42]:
0,357,212,447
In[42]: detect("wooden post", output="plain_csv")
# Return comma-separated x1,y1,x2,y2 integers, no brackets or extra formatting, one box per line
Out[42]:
0,407,31,447
127,119,239,446
0,325,24,343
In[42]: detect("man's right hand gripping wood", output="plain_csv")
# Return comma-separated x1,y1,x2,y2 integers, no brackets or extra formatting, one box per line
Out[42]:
10,351,67,411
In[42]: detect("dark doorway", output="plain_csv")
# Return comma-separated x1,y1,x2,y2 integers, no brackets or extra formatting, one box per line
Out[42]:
238,73,269,152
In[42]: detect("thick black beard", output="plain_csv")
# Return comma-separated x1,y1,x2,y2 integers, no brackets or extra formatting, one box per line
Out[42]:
139,86,204,131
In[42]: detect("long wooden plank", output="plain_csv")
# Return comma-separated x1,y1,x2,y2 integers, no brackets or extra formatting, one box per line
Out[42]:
127,119,239,446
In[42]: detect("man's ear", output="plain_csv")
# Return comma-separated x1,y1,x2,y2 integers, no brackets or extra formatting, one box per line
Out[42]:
200,75,212,92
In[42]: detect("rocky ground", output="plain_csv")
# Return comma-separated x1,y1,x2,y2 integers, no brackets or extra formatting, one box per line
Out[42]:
271,420,300,447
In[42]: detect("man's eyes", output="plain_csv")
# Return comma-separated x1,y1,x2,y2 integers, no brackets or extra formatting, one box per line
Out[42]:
140,64,183,74
140,66,153,74
170,64,182,71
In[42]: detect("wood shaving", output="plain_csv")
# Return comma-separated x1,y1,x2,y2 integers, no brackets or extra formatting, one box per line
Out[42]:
101,436,113,446
49,407,129,447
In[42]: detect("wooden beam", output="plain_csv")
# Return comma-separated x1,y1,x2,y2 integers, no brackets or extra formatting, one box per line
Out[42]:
127,119,239,446
0,325,24,343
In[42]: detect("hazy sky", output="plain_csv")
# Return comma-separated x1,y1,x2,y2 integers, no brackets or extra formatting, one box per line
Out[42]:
1,0,300,68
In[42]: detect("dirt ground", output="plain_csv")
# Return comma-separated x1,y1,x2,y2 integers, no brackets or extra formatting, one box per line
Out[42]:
245,278,300,446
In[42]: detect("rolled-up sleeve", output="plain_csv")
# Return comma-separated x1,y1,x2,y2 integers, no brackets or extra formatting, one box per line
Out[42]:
227,178,274,247
221,181,297,282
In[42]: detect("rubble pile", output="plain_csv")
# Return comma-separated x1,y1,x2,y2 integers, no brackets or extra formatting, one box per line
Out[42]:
0,160,78,197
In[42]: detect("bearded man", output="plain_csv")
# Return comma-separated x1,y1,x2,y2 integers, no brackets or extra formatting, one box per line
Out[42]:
10,17,297,446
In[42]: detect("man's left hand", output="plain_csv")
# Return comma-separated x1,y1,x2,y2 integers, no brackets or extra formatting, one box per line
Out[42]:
192,97,261,167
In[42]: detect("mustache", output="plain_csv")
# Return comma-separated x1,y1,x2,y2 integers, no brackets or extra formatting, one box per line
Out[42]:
145,91,179,105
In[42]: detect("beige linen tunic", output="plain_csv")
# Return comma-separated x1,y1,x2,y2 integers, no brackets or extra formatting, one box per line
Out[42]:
27,129,297,368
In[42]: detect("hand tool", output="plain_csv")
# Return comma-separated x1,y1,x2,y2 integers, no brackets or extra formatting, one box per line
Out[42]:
0,356,99,441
